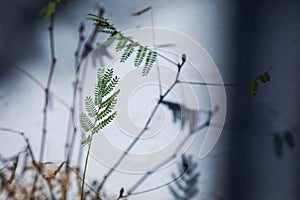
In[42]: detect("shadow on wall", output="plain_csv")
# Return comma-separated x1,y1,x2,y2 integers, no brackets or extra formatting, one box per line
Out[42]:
224,0,300,200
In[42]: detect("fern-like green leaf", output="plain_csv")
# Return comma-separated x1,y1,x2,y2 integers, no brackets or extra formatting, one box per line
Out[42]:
102,77,119,97
143,51,157,76
81,68,119,136
97,102,113,120
134,46,148,67
85,96,97,117
120,43,137,63
98,28,115,34
116,36,132,52
100,90,120,109
86,16,103,22
87,14,159,75
99,68,114,89
97,94,118,120
79,113,94,132
103,32,120,46
94,84,102,105
93,111,117,134
86,14,108,23
97,68,105,83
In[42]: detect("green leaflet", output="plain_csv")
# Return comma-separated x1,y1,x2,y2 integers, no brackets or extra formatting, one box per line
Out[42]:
120,43,137,63
247,70,272,98
134,46,148,67
102,77,119,97
39,0,66,18
100,90,120,109
247,79,258,98
101,69,114,89
79,113,94,132
97,91,118,120
103,32,120,46
84,96,97,117
143,51,157,76
94,85,102,106
258,72,271,83
116,36,132,52
85,14,109,23
93,111,117,134
79,68,119,146
39,1,56,18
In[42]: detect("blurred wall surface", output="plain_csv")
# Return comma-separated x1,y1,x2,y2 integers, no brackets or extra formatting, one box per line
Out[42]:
222,0,300,200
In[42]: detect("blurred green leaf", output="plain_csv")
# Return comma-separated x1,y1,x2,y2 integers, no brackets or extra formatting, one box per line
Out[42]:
39,1,57,18
258,72,271,83
247,79,258,98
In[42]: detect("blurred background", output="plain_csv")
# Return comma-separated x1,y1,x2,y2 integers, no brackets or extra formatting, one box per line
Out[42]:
0,0,299,199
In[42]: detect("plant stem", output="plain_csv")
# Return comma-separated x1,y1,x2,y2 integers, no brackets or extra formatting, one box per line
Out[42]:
65,6,105,166
81,134,93,200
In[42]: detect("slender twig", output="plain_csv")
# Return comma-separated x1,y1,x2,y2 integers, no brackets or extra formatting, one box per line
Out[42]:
64,22,85,162
119,164,188,199
149,8,163,96
0,54,69,110
0,127,55,199
178,66,274,87
39,13,57,162
0,127,37,168
126,108,216,195
178,81,246,86
96,55,186,194
77,60,88,169
75,22,85,69
0,149,26,172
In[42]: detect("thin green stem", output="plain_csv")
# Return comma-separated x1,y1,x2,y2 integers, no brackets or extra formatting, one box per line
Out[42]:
81,134,93,200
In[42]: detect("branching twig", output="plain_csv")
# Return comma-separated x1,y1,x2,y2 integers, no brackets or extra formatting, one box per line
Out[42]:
0,54,69,110
64,21,86,164
97,54,187,193
39,13,57,162
126,108,217,195
178,66,274,87
0,127,56,199
119,163,188,199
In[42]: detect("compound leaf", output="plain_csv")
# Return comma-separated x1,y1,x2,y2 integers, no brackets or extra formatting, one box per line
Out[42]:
134,45,148,67
85,96,97,117
79,113,94,132
143,50,157,76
